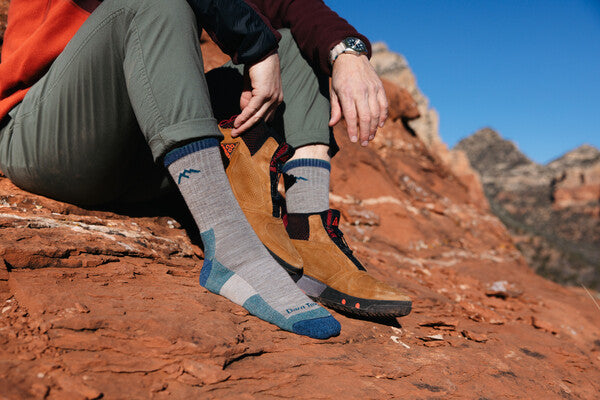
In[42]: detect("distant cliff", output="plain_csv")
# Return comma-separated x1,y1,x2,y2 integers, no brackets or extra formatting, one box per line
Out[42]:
456,128,600,288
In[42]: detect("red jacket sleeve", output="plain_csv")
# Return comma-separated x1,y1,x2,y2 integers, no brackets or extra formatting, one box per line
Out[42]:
245,0,371,76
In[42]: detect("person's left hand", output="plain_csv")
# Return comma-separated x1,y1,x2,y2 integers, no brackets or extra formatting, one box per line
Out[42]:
232,53,283,136
329,54,388,146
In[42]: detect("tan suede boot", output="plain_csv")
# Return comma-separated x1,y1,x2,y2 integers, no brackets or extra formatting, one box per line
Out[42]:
285,209,412,317
218,118,411,317
218,120,304,280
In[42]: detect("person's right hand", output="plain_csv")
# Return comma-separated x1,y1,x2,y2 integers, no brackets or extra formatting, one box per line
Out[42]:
232,53,283,136
329,53,388,146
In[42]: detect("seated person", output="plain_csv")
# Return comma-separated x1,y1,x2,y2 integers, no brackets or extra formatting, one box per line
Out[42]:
0,0,410,340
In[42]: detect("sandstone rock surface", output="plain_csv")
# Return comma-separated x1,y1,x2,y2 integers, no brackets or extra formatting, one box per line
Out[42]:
1,11,600,399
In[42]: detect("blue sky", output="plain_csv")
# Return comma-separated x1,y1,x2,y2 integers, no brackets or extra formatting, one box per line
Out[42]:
324,0,600,164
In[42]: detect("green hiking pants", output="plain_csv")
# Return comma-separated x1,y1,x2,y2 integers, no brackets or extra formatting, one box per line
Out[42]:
0,0,331,206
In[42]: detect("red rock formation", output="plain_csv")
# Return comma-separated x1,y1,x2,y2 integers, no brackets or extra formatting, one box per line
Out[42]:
1,21,600,400
551,147,600,210
554,183,600,211
381,79,419,122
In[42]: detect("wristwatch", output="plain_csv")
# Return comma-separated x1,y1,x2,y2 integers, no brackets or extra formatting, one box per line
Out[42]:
329,37,368,65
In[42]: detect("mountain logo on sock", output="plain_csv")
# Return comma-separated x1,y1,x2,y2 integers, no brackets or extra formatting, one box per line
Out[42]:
177,168,201,184
221,142,239,159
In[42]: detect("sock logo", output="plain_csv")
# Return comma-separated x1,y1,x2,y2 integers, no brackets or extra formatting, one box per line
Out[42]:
221,142,239,159
177,168,201,184
296,176,308,181
286,302,318,314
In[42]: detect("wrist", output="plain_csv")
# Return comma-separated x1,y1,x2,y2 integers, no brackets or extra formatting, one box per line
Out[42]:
331,53,368,73
329,42,346,65
248,50,278,67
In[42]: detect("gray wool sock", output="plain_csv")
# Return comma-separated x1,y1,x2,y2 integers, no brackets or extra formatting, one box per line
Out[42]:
283,159,331,213
163,138,339,339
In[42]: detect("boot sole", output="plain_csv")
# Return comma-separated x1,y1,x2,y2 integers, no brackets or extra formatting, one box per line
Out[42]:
295,274,412,318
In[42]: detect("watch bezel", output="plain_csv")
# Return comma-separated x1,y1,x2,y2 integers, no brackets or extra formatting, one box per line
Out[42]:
342,37,368,55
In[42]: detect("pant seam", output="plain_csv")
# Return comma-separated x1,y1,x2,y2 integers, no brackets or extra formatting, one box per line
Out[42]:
129,17,169,149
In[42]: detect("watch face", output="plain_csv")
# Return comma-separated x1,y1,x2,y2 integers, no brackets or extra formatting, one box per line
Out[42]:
344,37,367,54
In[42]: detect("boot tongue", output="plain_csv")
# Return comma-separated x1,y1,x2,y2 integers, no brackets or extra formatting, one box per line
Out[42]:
218,115,272,156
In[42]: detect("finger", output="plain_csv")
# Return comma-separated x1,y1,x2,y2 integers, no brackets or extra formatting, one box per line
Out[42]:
233,97,272,134
239,89,252,111
233,112,262,135
264,98,280,122
257,95,279,119
329,90,342,127
232,94,264,135
356,93,372,146
368,88,380,141
268,91,284,121
338,92,358,142
376,85,388,128
234,97,259,128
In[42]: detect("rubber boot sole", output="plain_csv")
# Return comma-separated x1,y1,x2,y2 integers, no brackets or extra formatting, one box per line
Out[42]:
294,273,412,318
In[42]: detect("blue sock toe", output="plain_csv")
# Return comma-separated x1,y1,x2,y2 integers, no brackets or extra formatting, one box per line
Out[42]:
292,316,341,339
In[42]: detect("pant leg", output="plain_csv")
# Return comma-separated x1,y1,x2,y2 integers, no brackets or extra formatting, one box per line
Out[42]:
214,29,336,151
0,0,221,206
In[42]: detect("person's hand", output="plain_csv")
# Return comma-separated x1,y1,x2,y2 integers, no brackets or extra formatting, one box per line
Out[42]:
329,54,388,146
232,53,283,136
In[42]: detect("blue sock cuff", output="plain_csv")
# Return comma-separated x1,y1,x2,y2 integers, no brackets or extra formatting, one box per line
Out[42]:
163,138,220,167
282,159,331,173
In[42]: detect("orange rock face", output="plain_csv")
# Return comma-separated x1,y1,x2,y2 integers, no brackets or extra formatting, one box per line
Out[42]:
552,162,600,209
381,79,420,121
1,20,600,400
